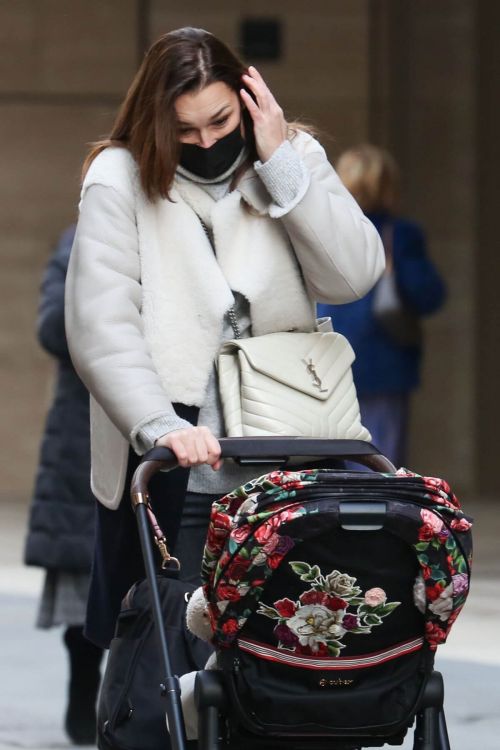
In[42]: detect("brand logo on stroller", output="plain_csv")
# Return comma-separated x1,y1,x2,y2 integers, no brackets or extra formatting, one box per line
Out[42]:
318,677,354,687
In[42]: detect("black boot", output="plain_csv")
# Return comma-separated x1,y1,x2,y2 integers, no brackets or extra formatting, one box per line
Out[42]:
63,625,103,745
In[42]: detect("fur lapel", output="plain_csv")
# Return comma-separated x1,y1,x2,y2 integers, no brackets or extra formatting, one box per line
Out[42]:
136,186,234,406
211,191,315,335
136,172,315,407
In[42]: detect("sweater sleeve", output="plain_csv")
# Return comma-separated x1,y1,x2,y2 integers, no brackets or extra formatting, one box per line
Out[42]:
254,140,309,215
65,184,194,454
278,133,386,304
134,413,193,452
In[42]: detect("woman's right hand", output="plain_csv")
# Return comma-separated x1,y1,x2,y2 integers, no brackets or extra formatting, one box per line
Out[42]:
155,426,222,470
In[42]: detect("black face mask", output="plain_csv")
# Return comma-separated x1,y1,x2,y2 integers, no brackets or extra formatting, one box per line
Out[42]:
179,124,245,180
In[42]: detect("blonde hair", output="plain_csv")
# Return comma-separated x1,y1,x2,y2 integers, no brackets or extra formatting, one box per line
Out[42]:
336,144,400,213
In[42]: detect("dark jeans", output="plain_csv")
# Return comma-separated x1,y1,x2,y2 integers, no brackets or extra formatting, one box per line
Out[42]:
85,447,219,648
174,492,220,585
359,393,410,468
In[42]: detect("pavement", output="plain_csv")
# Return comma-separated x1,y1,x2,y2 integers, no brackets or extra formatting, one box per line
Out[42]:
0,495,499,750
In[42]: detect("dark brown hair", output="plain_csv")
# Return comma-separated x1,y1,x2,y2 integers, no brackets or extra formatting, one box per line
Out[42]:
83,27,258,200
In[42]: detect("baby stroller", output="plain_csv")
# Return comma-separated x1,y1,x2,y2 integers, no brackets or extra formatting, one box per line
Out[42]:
130,438,472,750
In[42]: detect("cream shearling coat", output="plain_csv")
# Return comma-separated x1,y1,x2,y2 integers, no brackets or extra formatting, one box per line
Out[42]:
65,131,384,509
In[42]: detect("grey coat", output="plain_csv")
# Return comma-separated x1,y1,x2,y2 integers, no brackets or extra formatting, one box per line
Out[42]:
24,227,96,572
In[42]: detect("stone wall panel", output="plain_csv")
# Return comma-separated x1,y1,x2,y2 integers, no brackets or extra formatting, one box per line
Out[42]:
0,0,137,94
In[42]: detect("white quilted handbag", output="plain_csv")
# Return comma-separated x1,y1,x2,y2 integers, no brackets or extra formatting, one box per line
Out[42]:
217,330,371,440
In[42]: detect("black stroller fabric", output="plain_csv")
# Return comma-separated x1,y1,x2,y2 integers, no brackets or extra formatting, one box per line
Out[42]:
201,468,472,743
97,572,212,750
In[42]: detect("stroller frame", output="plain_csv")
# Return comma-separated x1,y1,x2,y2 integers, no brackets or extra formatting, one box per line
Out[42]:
130,438,452,750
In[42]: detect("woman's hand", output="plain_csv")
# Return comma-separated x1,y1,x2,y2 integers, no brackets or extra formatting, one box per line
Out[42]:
240,66,288,163
155,427,222,470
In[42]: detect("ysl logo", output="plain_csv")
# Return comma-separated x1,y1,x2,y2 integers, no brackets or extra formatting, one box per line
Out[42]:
303,358,327,392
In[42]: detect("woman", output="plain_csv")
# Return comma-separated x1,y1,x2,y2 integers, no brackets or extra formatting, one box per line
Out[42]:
24,226,103,745
65,27,385,649
318,144,446,466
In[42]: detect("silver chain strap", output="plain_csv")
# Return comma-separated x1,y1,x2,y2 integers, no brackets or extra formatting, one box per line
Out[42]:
198,216,241,339
227,306,241,339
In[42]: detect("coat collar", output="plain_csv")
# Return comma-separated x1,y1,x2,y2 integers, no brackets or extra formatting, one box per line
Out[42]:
236,168,273,215
138,171,315,407
174,165,273,218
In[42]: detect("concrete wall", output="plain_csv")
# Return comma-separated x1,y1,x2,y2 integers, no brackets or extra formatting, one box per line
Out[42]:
476,0,500,494
0,0,490,504
0,0,137,497
373,1,477,484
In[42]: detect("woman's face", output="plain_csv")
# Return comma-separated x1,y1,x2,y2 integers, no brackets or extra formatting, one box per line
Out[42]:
175,81,241,148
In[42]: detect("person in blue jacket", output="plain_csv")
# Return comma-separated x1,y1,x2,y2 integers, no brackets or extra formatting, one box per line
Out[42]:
24,226,103,745
318,144,446,467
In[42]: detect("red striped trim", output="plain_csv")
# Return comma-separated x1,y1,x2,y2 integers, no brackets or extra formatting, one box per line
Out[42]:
237,636,424,670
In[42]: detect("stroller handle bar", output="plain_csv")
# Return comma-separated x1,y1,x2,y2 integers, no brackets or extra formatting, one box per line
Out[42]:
130,437,397,503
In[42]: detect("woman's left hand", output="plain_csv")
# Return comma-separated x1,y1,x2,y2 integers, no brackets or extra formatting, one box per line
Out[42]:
240,66,288,163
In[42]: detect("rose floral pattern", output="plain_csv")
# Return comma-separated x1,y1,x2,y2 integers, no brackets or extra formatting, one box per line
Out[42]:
201,467,472,650
412,504,472,648
201,469,320,586
201,469,320,645
257,563,400,656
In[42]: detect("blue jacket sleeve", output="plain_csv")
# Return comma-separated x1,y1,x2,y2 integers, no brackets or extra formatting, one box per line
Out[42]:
37,226,76,361
393,221,446,316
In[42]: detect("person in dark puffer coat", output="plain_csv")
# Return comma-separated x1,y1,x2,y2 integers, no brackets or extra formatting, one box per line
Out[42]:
24,225,103,745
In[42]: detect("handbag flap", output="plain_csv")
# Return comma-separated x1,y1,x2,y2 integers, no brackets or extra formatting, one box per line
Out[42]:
220,332,355,401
